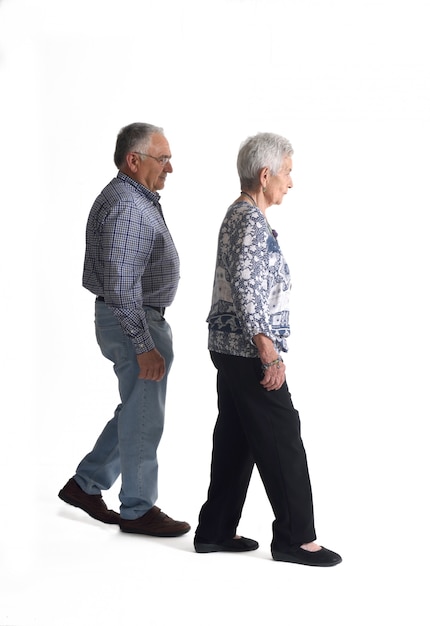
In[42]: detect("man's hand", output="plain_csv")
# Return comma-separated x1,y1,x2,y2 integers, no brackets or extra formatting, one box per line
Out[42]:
137,349,166,381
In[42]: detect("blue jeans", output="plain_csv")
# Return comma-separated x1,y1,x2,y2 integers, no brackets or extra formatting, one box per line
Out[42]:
74,300,174,520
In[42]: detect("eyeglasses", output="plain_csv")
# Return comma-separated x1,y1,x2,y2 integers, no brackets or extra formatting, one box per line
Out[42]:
134,151,171,166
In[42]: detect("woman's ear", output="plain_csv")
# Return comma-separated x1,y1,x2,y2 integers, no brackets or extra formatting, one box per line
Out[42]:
259,166,270,191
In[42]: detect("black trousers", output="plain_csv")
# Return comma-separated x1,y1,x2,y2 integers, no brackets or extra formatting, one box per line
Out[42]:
196,351,316,552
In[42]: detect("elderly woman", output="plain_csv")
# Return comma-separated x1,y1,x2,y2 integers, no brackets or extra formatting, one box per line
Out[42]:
194,132,342,566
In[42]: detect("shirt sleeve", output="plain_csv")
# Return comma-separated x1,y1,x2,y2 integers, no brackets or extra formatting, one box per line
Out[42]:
101,200,156,353
224,209,276,345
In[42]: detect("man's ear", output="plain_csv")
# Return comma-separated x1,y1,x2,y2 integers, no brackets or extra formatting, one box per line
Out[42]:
125,151,140,173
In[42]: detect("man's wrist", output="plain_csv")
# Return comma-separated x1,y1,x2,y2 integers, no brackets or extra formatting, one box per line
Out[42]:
135,340,155,354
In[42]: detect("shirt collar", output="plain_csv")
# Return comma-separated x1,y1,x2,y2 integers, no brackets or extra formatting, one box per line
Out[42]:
117,171,161,205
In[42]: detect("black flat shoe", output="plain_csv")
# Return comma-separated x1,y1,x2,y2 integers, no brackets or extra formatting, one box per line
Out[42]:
272,546,342,567
194,536,259,553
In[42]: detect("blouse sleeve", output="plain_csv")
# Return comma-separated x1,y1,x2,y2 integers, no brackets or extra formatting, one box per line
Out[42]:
222,207,276,345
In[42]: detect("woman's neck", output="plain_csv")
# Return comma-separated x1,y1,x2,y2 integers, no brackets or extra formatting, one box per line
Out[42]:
237,189,268,215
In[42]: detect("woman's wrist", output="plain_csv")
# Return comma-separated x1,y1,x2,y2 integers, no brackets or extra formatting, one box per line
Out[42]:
261,356,283,371
252,333,280,364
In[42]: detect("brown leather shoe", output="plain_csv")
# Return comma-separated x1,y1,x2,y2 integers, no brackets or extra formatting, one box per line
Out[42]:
58,478,120,524
120,506,191,537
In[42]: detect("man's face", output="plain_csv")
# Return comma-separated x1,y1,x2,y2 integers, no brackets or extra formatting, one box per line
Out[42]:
132,133,173,192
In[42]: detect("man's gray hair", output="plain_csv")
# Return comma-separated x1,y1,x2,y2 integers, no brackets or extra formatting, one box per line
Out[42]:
114,122,164,168
237,132,294,190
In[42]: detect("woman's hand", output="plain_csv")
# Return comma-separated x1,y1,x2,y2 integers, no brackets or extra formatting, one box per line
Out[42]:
253,333,286,391
260,360,286,391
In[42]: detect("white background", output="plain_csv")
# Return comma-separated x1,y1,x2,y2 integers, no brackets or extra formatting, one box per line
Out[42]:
1,0,429,624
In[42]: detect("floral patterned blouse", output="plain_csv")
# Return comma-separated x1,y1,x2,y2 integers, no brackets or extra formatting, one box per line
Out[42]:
207,201,291,358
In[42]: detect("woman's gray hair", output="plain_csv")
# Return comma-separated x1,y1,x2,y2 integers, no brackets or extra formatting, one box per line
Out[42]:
114,122,164,168
237,132,294,190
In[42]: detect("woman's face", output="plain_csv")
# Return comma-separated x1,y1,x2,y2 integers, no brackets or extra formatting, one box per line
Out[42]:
265,155,293,205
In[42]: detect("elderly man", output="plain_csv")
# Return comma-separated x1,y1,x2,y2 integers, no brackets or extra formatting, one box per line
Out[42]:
59,123,190,537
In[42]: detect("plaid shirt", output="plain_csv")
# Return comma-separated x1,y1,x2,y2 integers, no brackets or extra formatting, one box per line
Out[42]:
83,172,180,353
